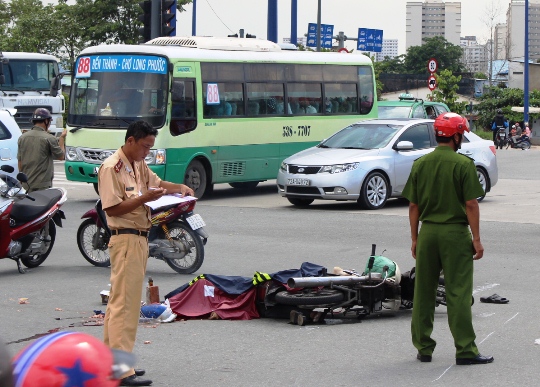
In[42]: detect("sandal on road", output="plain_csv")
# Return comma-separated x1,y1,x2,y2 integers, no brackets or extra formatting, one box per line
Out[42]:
480,294,509,304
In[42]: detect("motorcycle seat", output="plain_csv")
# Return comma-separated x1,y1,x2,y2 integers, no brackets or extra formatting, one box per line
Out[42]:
11,189,63,225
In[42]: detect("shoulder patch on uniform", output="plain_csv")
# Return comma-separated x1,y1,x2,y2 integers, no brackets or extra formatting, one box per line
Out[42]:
459,153,475,161
114,159,123,173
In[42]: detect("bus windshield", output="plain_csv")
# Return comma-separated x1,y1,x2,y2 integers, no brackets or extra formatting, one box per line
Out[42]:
0,60,58,91
68,54,168,129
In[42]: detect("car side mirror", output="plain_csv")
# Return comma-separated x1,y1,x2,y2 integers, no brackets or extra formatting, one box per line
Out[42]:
394,141,414,151
50,76,61,97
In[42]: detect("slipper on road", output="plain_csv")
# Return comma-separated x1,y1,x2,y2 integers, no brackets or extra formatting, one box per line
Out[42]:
480,293,509,304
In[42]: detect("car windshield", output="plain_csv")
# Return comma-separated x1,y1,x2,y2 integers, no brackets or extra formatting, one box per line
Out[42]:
378,106,412,119
320,123,403,149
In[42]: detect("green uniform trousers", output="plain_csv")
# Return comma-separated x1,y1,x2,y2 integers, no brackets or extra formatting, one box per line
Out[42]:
412,223,479,358
104,234,149,378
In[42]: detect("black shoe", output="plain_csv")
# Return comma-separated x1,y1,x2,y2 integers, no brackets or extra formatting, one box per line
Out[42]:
135,369,145,376
120,374,153,386
417,353,432,362
456,354,494,365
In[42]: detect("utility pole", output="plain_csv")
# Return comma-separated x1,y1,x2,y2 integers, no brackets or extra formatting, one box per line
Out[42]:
524,0,530,125
316,0,321,52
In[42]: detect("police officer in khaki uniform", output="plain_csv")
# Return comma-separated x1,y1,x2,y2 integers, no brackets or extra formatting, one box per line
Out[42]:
17,108,67,192
98,120,193,386
402,113,494,366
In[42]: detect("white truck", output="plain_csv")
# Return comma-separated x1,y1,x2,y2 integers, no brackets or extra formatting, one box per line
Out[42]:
0,52,66,137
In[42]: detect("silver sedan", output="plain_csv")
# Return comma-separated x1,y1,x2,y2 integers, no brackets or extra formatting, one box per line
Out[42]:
277,118,498,209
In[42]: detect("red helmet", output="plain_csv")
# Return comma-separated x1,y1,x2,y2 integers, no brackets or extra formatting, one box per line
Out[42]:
12,331,135,387
434,112,470,137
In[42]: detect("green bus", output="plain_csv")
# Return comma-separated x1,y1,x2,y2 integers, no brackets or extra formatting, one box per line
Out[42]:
65,36,377,197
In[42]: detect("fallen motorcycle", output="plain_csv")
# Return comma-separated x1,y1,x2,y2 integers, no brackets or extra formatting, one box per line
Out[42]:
77,196,208,274
0,165,67,273
274,244,471,326
506,135,531,150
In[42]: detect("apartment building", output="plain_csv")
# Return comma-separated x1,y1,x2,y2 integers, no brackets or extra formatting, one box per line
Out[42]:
506,0,540,61
375,39,399,61
460,36,488,74
406,0,461,49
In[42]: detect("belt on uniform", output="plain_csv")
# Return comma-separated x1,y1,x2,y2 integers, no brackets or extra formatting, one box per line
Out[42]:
110,228,149,238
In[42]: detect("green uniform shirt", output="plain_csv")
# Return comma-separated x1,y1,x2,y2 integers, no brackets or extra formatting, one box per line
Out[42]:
17,126,64,190
402,146,485,224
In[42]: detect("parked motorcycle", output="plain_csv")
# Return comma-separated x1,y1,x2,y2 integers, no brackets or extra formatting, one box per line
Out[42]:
0,165,67,273
273,244,472,326
495,128,507,150
506,135,531,150
77,197,208,274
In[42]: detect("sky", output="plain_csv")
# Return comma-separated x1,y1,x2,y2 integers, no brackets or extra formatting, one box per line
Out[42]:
175,0,513,54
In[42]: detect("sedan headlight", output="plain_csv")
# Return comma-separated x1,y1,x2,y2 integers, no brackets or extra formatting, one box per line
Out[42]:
145,149,166,165
320,163,359,174
65,146,81,161
280,162,288,172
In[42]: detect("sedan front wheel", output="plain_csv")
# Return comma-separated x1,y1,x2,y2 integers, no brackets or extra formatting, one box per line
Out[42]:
358,172,389,210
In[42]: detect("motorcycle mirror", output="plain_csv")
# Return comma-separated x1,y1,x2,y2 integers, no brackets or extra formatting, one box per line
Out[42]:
16,172,28,183
1,165,14,173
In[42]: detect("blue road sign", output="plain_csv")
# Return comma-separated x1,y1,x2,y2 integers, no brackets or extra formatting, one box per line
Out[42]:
307,23,334,48
357,28,383,52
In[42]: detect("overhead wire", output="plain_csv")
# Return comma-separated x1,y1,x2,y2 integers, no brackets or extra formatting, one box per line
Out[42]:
203,0,235,34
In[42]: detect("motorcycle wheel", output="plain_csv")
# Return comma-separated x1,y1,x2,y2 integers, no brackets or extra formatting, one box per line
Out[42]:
163,221,204,274
275,289,344,306
21,220,56,268
521,142,531,150
436,277,474,306
77,218,111,267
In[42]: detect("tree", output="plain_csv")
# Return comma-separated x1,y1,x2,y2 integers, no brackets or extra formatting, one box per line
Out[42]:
403,36,465,74
376,55,405,74
427,69,467,113
0,0,57,53
474,72,488,79
474,87,540,129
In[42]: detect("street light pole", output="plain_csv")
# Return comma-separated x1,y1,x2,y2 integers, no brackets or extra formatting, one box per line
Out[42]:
316,0,321,52
192,0,197,36
524,0,530,125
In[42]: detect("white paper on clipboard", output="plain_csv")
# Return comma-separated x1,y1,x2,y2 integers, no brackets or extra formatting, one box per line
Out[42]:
145,194,197,210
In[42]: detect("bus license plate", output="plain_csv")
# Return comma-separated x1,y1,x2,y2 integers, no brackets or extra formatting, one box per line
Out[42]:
288,178,310,186
186,214,206,230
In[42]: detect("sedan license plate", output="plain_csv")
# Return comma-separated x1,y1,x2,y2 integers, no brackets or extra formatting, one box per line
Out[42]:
93,166,100,174
287,178,310,186
186,214,206,230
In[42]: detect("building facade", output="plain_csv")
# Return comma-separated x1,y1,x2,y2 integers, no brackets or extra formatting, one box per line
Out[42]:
506,0,540,62
460,36,488,74
375,39,399,61
406,0,461,49
494,23,508,60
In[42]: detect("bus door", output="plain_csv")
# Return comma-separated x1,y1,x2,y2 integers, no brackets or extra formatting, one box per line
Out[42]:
170,62,197,136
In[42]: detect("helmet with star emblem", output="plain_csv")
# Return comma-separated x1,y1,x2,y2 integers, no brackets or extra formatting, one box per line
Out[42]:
11,331,135,387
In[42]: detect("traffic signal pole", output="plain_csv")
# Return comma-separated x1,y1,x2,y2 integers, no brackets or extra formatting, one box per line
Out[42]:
151,0,161,39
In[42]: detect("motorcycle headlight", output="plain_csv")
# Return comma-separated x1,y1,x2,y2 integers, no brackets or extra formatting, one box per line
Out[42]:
280,162,288,172
65,146,81,161
320,163,360,174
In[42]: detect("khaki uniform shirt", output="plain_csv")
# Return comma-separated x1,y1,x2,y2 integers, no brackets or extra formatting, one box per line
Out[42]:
98,147,161,230
402,146,485,225
17,126,63,190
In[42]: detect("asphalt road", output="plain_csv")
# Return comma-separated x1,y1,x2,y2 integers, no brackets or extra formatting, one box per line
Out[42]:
1,148,539,386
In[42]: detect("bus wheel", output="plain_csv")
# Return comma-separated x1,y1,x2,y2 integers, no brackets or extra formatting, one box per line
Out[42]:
93,183,99,195
229,182,259,190
185,160,207,198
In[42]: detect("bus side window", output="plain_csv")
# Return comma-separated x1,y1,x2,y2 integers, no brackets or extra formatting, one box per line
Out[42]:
171,79,197,136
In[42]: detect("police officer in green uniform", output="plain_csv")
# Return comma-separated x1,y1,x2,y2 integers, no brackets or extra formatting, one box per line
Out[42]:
402,113,494,365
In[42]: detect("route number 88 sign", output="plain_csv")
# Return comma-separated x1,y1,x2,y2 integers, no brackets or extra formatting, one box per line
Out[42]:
76,57,91,78
206,83,220,105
